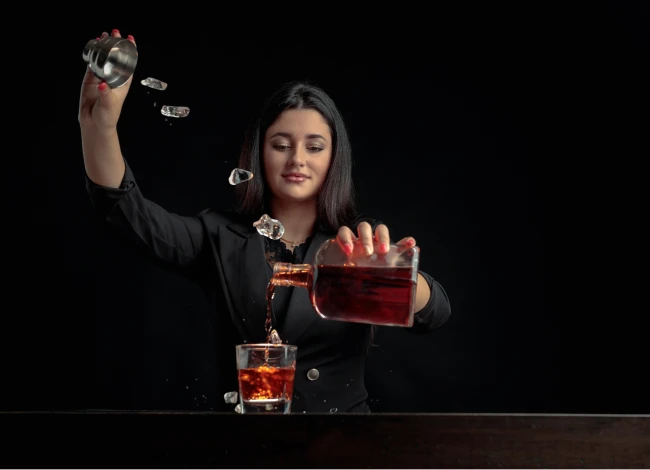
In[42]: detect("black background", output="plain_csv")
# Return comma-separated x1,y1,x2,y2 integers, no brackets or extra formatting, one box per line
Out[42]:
20,4,649,414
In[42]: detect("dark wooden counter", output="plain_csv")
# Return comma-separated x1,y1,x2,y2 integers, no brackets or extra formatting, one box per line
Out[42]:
2,411,648,468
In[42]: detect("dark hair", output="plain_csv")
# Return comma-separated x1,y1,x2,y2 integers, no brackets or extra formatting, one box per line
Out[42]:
235,81,357,233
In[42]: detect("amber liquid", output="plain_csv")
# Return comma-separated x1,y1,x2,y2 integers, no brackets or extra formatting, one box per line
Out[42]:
265,283,276,343
238,364,295,402
312,265,416,326
236,281,294,413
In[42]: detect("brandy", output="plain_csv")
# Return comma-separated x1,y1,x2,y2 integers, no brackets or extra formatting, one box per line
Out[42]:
271,239,420,327
238,364,295,402
235,344,298,413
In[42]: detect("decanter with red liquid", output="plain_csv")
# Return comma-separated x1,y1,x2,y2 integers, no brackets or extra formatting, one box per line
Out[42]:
271,238,420,327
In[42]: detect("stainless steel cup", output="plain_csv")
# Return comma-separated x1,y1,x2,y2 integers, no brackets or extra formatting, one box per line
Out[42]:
82,36,138,88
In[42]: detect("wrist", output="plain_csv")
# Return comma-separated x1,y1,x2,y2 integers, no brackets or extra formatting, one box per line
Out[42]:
80,121,119,139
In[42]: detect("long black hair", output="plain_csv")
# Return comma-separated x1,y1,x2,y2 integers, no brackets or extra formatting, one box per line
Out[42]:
235,81,357,232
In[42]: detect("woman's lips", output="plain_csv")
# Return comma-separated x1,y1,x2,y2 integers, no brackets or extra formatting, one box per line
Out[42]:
282,174,308,182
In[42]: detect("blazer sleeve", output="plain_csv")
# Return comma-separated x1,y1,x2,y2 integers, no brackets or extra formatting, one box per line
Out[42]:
354,217,452,333
410,270,451,333
85,158,207,269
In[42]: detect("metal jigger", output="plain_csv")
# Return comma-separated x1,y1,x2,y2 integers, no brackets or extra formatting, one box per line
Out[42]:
82,36,138,88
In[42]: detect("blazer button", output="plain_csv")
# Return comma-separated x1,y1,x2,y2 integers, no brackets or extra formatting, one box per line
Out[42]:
307,368,319,381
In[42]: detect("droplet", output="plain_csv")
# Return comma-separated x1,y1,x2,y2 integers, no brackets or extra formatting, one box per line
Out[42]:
329,408,338,413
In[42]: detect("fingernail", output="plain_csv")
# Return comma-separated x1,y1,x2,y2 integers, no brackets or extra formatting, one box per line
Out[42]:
96,37,100,40
364,244,372,255
112,29,119,34
407,238,415,246
343,243,353,255
380,243,388,252
127,35,134,41
97,82,107,91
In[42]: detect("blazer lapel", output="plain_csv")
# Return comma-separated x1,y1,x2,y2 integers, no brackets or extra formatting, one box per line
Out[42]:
219,221,270,343
281,230,331,345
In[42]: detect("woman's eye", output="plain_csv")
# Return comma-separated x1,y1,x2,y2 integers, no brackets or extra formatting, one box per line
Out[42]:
308,146,324,152
274,144,290,150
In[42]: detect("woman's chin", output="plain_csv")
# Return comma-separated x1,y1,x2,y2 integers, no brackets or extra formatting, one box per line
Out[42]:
276,191,317,204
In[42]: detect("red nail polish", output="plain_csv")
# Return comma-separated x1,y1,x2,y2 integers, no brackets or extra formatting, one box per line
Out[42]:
97,82,107,91
112,29,119,33
380,243,388,252
96,37,100,40
127,35,134,41
343,243,353,255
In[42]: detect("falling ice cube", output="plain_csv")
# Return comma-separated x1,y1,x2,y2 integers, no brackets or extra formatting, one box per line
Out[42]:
253,214,284,240
228,168,254,185
161,105,190,118
141,77,168,90
234,403,242,414
224,391,238,404
270,329,282,344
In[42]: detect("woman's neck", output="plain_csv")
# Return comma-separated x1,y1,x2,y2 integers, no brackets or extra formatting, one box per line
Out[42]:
269,198,317,244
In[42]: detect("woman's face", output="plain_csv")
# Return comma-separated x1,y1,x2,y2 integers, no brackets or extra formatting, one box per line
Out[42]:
263,108,333,203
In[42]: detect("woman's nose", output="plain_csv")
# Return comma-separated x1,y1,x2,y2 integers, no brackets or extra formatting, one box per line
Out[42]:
287,148,306,167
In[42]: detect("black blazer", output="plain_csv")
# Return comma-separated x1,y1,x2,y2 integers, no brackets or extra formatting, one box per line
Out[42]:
86,160,452,413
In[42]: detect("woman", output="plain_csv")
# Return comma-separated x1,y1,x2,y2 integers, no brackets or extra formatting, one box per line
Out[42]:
80,29,451,413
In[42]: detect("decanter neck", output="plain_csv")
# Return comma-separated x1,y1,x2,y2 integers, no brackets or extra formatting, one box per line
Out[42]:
271,263,311,288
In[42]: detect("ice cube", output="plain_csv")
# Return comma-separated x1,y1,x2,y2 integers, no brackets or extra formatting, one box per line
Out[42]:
229,168,253,185
224,391,238,404
141,77,168,90
269,329,282,344
161,105,190,118
253,214,284,240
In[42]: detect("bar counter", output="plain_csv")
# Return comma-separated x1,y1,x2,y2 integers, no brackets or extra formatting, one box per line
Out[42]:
2,411,648,468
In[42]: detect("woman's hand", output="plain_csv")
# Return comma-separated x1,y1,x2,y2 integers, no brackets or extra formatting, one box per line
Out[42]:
336,221,416,255
79,29,137,131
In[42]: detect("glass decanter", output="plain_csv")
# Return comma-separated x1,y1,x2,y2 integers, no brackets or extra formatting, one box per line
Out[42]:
271,238,420,327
